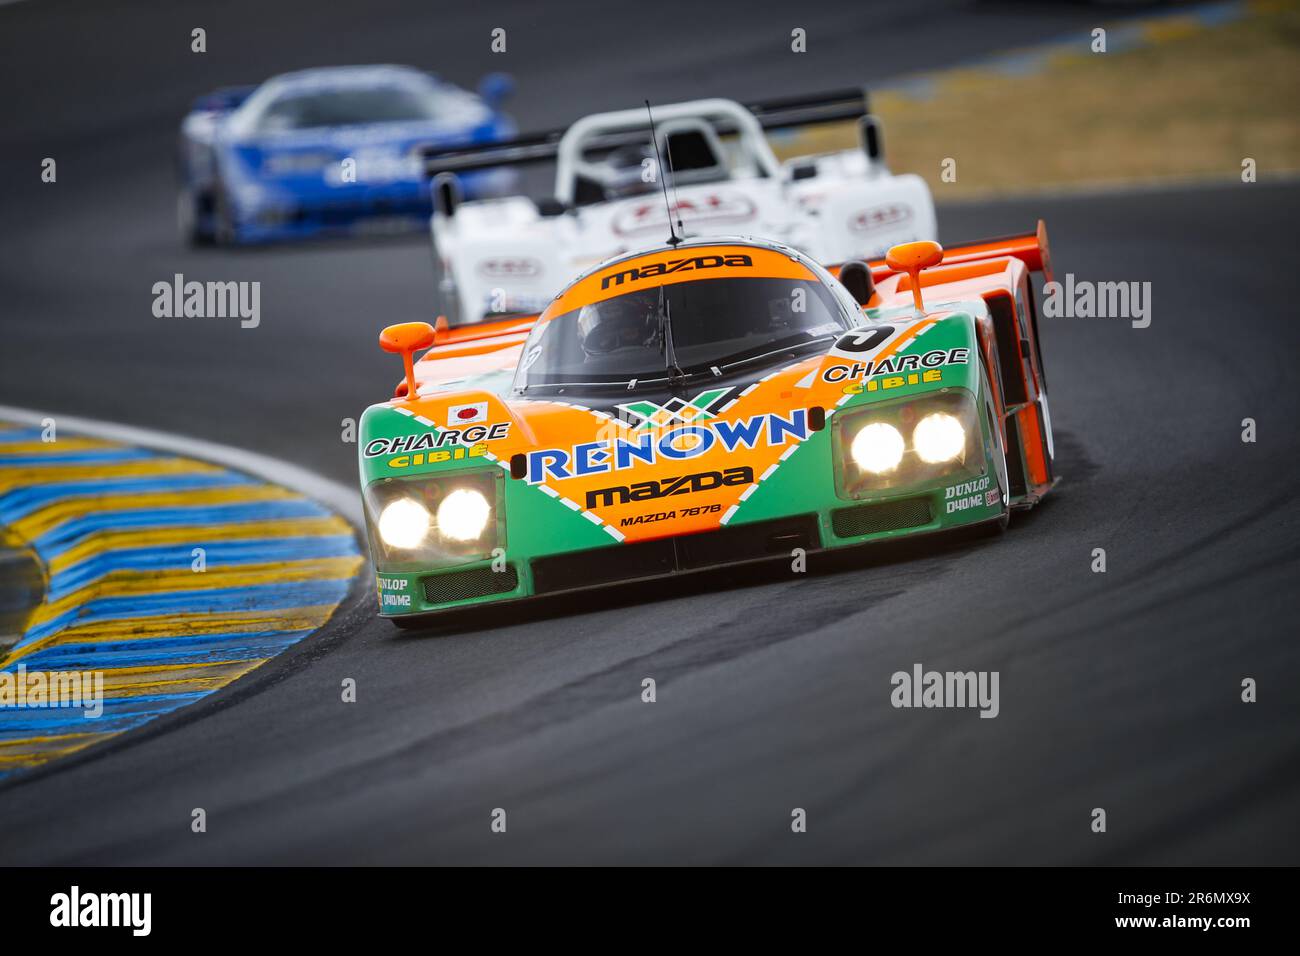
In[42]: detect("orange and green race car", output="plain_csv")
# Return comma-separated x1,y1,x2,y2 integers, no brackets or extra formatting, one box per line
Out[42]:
358,227,1058,624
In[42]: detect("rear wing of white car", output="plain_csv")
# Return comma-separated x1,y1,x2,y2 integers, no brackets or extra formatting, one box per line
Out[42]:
421,88,877,179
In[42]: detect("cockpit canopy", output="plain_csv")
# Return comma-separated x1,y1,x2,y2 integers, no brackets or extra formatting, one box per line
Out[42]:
573,118,735,204
513,240,855,392
557,99,781,207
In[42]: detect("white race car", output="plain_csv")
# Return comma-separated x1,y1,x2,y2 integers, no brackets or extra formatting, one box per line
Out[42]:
423,89,936,325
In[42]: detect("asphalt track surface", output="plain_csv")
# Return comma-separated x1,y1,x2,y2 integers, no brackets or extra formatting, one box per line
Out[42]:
1,0,1298,864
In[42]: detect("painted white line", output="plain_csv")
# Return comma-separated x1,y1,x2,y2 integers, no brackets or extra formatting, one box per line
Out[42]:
0,405,364,527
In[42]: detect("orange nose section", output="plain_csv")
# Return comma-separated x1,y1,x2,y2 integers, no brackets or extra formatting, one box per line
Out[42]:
885,240,944,313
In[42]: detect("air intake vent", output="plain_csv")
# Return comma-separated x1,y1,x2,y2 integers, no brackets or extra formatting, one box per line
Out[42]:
422,565,518,604
831,498,932,538
530,515,821,596
985,291,1028,406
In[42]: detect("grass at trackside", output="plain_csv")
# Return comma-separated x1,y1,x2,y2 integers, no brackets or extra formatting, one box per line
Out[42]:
779,0,1300,198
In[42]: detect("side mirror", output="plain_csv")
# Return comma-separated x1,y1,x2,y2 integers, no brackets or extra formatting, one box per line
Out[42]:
477,72,515,107
535,197,568,217
432,172,462,218
839,260,875,306
885,240,944,313
858,115,883,161
380,321,437,400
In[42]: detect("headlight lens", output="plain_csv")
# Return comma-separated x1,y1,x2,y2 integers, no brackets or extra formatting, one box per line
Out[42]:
913,412,966,464
835,388,983,499
435,488,491,542
364,469,503,570
264,151,335,175
850,422,905,474
378,498,432,549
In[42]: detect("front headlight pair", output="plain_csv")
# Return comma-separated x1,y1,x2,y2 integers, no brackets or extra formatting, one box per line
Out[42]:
377,488,491,548
837,389,982,497
365,470,502,567
850,412,966,475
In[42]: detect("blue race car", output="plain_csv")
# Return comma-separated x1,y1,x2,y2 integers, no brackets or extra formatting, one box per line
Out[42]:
177,65,517,245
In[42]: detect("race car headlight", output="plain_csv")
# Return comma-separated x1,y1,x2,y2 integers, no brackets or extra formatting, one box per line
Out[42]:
364,469,503,568
913,412,966,464
835,388,983,499
263,151,335,175
378,497,432,550
435,488,491,542
850,422,905,474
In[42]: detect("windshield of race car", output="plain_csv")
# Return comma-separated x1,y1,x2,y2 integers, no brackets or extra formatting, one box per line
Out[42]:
247,84,446,132
512,276,849,390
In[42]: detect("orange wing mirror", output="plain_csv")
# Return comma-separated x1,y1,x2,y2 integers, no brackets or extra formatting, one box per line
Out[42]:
379,321,437,401
885,240,944,313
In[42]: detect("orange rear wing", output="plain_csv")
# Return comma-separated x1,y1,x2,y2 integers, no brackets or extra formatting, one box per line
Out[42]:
830,221,1053,287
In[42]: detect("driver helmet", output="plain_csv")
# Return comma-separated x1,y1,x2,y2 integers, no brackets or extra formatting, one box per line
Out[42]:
601,144,659,198
577,294,658,355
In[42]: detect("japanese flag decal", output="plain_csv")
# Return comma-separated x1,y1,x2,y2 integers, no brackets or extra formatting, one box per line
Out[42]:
447,401,488,425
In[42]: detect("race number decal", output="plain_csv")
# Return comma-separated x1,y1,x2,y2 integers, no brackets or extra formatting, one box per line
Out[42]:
828,316,937,363
832,325,896,356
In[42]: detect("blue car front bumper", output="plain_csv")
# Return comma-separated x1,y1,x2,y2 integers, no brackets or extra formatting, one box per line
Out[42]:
221,167,516,244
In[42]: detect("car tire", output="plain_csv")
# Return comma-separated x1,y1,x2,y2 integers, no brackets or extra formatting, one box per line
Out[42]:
979,510,1010,536
980,339,1013,533
211,185,239,245
388,615,428,631
177,188,214,247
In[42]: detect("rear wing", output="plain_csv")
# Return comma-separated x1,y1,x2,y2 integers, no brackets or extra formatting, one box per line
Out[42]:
745,87,871,130
422,88,871,178
831,221,1054,287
